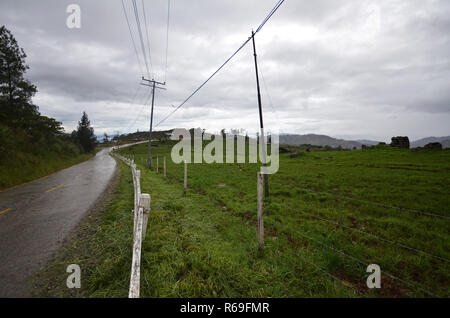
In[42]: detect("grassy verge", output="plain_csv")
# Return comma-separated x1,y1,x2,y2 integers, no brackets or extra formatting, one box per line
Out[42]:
0,151,95,190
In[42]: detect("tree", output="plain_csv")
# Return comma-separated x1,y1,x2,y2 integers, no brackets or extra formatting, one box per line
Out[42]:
0,26,38,126
103,132,109,143
75,111,96,153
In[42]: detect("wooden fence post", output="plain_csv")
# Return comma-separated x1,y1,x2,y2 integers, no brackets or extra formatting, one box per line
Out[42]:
257,172,264,249
164,156,166,177
156,156,159,173
184,161,187,193
133,169,141,238
140,193,151,241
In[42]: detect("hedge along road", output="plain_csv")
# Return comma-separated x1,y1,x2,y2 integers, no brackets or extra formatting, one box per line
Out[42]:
0,148,117,297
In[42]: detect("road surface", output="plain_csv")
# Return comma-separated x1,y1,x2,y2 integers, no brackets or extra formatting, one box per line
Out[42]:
0,148,117,297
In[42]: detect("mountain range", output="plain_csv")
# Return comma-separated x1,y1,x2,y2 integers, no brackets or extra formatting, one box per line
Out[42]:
410,136,450,148
279,134,450,149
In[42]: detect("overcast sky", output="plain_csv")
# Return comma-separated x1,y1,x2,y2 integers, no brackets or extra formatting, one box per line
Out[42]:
1,0,449,141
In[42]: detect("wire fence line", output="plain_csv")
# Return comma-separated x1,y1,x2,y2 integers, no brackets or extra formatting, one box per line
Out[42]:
121,148,446,298
297,186,450,220
279,223,442,298
295,209,450,263
298,247,368,297
130,153,373,297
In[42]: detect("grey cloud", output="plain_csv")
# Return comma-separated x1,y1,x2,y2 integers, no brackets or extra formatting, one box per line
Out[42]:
0,0,449,139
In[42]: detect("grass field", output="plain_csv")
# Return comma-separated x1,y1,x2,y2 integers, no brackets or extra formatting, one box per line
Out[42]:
115,141,449,297
33,141,449,297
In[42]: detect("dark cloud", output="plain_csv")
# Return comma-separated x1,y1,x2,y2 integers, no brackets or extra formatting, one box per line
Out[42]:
0,0,449,141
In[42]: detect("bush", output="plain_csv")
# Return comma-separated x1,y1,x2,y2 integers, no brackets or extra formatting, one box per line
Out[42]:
64,142,81,156
0,125,14,163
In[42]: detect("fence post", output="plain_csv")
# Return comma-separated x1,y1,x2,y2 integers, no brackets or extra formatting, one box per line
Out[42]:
129,205,143,298
164,156,166,177
156,156,159,173
257,172,264,249
184,161,187,193
133,169,141,236
140,193,151,241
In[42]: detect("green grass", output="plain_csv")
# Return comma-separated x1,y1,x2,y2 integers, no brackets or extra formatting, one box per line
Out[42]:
115,142,449,297
33,143,449,298
0,151,94,190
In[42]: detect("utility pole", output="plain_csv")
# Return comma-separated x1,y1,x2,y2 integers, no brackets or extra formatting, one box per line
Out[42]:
141,77,166,169
251,30,269,197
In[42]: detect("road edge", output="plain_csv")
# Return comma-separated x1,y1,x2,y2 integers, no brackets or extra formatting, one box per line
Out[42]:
25,155,122,297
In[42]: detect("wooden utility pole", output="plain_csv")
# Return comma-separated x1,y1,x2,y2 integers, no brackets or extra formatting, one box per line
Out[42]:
141,77,166,169
251,31,269,197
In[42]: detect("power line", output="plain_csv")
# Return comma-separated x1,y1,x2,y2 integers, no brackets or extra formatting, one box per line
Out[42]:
256,0,284,33
120,0,144,75
132,0,151,78
164,0,171,83
141,0,154,78
258,54,282,133
155,37,252,128
124,85,152,134
154,0,285,128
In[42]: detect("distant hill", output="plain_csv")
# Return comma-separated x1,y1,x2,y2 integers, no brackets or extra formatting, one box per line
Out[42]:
279,134,364,149
109,129,174,144
355,139,381,146
411,136,450,148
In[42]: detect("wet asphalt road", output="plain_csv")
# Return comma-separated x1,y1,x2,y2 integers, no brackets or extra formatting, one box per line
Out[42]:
0,148,117,297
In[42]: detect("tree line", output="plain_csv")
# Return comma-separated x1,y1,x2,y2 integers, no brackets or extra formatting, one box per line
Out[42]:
0,26,96,163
